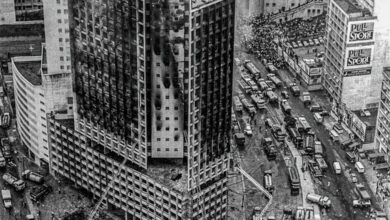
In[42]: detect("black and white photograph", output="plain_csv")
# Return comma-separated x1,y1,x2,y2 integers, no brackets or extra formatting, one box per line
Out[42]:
0,0,389,219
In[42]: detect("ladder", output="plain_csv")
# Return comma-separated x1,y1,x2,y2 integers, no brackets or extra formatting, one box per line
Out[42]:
235,166,273,220
87,156,128,220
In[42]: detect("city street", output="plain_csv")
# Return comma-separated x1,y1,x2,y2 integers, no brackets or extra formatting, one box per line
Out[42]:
231,49,381,219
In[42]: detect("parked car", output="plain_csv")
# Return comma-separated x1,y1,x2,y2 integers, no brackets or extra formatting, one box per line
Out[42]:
281,90,289,99
333,162,342,174
244,123,252,136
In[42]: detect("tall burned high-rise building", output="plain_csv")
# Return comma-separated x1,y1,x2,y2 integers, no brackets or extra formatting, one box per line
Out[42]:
47,0,235,219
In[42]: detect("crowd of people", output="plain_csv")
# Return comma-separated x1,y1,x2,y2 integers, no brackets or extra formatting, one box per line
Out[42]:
241,13,326,69
281,13,326,41
245,15,285,68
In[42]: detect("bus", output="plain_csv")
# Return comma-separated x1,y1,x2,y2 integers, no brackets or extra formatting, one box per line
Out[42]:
298,117,311,133
233,96,243,112
244,61,261,78
288,166,300,195
314,141,323,156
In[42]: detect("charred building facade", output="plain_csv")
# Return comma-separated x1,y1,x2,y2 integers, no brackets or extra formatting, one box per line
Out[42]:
48,0,234,219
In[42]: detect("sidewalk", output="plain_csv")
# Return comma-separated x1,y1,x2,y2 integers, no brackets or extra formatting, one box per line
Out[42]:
285,140,321,219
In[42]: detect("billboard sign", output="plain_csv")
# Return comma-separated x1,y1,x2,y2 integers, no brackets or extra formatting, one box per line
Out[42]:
343,68,372,77
347,21,375,44
345,46,373,69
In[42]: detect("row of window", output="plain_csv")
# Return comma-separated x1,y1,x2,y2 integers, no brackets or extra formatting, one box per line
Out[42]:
156,148,179,152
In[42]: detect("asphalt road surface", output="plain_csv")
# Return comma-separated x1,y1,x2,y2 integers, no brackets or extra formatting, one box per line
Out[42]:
239,52,378,219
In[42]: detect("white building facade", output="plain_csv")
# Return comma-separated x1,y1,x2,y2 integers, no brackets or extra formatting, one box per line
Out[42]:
12,56,49,165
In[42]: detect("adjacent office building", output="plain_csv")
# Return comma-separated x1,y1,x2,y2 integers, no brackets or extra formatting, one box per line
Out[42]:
12,0,74,167
12,48,72,167
323,0,390,112
48,0,234,219
375,67,390,159
0,0,43,24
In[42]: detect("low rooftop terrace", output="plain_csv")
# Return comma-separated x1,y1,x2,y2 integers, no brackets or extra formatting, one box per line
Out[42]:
13,56,42,86
334,0,372,15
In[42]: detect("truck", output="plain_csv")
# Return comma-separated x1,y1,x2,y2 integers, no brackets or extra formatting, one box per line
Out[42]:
281,99,292,115
264,88,278,104
263,137,277,160
267,74,282,87
315,155,328,170
266,63,278,74
295,207,315,220
1,113,10,128
1,189,12,209
286,126,303,148
248,80,259,91
241,99,256,115
2,173,25,191
250,94,266,109
257,79,269,91
243,120,253,136
271,125,287,142
263,170,274,193
289,83,300,96
238,79,251,94
233,96,243,112
0,138,11,159
302,92,311,106
288,166,300,195
303,133,315,155
0,151,5,168
244,60,261,78
30,184,53,202
306,193,331,208
241,72,252,83
308,160,322,178
354,184,371,207
265,80,276,91
22,170,44,184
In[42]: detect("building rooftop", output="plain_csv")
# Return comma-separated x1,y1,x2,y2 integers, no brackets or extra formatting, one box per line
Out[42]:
14,58,42,86
0,23,44,38
334,0,371,15
293,45,324,59
147,158,187,193
292,45,324,67
54,115,75,130
352,108,378,128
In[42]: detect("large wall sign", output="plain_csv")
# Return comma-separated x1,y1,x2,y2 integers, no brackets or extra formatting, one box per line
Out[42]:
345,46,373,69
347,20,375,44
